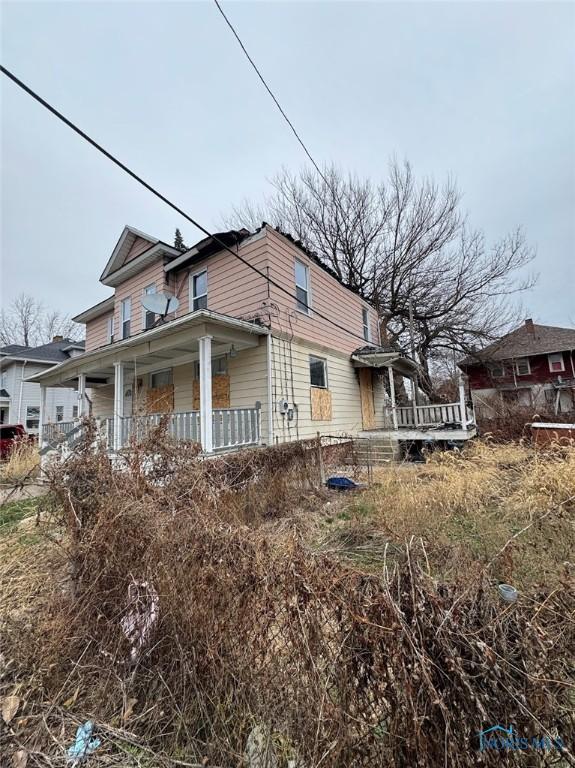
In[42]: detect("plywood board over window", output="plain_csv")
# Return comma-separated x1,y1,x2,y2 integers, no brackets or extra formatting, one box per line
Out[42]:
146,385,174,414
310,386,332,421
192,375,231,410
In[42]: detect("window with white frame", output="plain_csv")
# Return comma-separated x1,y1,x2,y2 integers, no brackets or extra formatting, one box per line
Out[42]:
309,355,327,388
72,406,78,418
362,308,370,342
548,353,565,373
143,284,156,330
26,406,40,431
491,363,505,378
190,270,208,311
55,405,64,422
514,359,530,376
295,260,310,313
121,298,131,339
150,369,173,389
107,315,115,344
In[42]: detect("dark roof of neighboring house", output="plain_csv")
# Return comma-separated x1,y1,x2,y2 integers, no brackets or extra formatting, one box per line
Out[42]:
460,321,575,366
0,338,85,364
0,388,9,399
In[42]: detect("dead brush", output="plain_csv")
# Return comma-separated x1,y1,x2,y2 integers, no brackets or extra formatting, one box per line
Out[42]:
0,438,40,485
3,431,575,767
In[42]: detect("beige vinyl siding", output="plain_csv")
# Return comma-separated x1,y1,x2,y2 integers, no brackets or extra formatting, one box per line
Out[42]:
91,338,270,442
270,336,381,442
85,311,113,352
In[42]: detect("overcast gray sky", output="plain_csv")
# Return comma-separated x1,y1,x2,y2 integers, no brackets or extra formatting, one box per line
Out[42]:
1,1,574,329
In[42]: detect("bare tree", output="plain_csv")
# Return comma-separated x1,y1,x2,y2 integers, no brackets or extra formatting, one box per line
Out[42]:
0,293,79,347
225,162,536,397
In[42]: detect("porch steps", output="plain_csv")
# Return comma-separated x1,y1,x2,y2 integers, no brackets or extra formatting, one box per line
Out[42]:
347,436,402,465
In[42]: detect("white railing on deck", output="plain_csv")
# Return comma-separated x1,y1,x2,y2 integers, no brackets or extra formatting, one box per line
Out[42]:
120,411,201,446
384,402,473,428
42,421,77,443
212,405,261,449
119,406,261,451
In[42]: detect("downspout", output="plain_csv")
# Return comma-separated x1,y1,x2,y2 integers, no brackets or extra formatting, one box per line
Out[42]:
18,361,27,424
266,332,274,446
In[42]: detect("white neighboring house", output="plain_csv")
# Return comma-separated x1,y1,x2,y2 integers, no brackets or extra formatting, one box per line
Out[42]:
0,337,85,434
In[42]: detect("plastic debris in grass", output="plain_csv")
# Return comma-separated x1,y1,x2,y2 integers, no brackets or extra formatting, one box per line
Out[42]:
120,579,159,662
67,720,101,764
326,476,365,491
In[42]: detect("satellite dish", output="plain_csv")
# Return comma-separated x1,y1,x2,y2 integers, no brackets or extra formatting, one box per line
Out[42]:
141,292,180,317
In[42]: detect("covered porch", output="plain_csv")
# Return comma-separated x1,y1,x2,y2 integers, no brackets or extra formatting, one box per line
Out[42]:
352,347,476,440
30,310,270,454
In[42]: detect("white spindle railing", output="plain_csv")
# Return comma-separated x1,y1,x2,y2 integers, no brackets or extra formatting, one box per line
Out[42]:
118,405,261,451
42,420,78,443
384,402,471,429
212,405,261,449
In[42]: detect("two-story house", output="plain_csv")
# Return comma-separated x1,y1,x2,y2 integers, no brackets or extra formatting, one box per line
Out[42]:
0,337,85,433
459,319,575,417
30,224,473,455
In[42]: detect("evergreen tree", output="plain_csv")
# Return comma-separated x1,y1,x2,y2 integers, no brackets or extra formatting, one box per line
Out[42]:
174,228,186,252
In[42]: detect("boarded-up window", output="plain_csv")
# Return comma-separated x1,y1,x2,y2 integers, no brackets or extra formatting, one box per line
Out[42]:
192,376,231,410
310,387,332,421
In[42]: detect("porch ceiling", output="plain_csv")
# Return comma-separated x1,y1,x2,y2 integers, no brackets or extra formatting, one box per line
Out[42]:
27,310,268,388
351,351,419,378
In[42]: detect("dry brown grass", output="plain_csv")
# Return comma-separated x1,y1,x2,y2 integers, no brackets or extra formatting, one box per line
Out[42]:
329,441,575,588
1,433,573,767
0,440,40,485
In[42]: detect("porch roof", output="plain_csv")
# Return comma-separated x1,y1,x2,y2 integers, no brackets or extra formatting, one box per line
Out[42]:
351,347,419,377
26,309,269,387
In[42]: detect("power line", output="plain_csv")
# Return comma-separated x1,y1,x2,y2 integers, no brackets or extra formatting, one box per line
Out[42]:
0,64,368,346
213,0,331,188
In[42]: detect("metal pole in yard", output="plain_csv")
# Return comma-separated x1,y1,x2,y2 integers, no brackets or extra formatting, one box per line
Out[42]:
316,431,325,487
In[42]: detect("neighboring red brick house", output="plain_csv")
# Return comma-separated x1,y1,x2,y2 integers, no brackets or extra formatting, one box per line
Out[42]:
459,320,575,417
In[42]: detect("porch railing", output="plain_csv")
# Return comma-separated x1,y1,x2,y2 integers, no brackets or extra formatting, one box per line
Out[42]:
42,421,77,443
384,402,474,429
212,406,260,449
120,411,201,446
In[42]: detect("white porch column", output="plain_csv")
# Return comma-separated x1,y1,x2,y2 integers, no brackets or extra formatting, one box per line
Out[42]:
388,366,398,430
199,335,213,453
77,373,86,418
113,362,124,451
38,385,48,450
458,373,468,432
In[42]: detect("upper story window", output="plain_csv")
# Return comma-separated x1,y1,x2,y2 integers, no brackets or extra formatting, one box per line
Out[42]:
548,353,565,373
107,316,115,344
362,308,370,342
121,298,131,339
295,260,310,314
514,359,530,376
190,270,208,311
143,284,156,330
309,355,327,388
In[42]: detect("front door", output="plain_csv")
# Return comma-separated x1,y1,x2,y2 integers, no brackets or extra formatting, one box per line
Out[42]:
359,368,376,430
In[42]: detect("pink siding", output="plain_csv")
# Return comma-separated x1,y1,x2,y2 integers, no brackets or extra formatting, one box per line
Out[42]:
264,229,378,355
80,226,379,357
123,235,155,264
85,312,113,352
114,259,172,338
174,235,270,320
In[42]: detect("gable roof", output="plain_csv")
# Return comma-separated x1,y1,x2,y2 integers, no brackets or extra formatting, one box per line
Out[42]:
0,338,85,364
100,226,181,286
460,321,575,366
